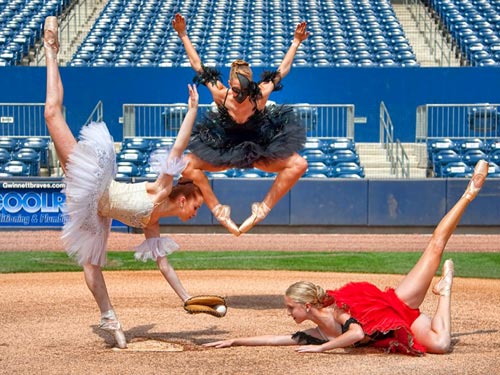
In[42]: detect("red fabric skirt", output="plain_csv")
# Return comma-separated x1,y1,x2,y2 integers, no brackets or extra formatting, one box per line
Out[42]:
327,282,426,356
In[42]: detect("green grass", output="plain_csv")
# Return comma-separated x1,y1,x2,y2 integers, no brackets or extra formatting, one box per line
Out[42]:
1,251,500,279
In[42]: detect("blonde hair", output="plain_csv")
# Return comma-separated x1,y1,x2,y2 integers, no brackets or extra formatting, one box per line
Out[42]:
286,281,327,308
229,59,253,81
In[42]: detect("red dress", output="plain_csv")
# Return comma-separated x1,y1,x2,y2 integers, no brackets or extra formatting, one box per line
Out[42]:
326,282,426,356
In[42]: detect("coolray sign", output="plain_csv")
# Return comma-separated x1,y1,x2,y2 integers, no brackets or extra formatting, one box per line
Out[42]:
0,180,66,227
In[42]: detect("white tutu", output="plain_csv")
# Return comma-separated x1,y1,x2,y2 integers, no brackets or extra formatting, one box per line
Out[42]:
134,237,180,262
62,122,116,266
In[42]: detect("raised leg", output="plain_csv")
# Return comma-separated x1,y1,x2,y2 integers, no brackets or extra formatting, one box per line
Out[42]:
43,16,76,174
394,160,488,309
239,152,308,233
182,153,240,236
83,264,127,349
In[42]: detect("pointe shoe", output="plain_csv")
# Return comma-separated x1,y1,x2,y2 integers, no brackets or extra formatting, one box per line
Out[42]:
212,204,240,236
432,259,454,297
239,202,271,234
44,16,59,60
462,159,488,202
99,310,127,349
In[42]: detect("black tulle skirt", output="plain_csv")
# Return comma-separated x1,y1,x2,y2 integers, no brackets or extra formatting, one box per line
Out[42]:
189,104,306,168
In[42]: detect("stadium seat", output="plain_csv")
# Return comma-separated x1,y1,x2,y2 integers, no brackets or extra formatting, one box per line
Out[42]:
116,161,142,178
12,147,40,176
329,149,360,165
116,149,148,166
438,161,472,178
329,162,365,178
0,136,18,151
122,137,152,152
0,147,11,164
462,149,489,166
3,160,30,176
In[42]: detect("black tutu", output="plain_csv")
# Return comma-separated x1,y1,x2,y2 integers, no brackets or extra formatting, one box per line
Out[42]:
189,104,306,168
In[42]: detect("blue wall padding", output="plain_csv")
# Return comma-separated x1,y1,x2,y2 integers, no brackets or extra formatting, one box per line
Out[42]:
158,178,500,227
290,179,368,225
446,178,500,225
212,178,290,224
368,179,447,226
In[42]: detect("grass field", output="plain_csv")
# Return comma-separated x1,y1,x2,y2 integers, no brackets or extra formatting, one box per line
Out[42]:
1,250,500,278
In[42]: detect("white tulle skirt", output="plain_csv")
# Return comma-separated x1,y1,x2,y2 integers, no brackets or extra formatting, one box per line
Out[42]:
61,122,116,266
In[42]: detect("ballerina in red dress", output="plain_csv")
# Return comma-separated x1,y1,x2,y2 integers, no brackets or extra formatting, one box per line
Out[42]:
204,159,489,355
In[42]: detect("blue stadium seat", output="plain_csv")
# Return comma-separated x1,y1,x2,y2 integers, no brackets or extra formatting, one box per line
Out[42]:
19,137,50,167
462,149,489,166
304,162,330,177
122,137,152,152
329,149,360,165
116,161,142,178
12,147,40,176
0,147,11,164
3,160,30,176
0,136,19,151
116,149,148,166
438,161,472,178
320,138,356,153
329,162,365,178
301,149,328,164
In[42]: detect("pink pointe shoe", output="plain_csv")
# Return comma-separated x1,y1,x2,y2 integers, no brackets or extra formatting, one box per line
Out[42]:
432,259,454,297
239,202,271,234
99,310,127,349
44,16,59,60
462,159,488,202
212,204,240,236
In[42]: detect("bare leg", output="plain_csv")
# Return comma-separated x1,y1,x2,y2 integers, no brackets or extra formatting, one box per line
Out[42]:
43,16,75,174
83,264,127,348
411,260,454,354
182,154,240,236
395,160,488,309
239,152,308,233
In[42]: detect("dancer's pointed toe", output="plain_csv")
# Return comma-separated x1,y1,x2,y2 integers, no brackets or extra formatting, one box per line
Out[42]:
44,16,59,59
239,202,271,234
212,204,240,236
462,160,488,202
432,259,454,297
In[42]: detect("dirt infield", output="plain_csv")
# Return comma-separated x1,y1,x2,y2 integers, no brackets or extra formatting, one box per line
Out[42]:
1,231,499,375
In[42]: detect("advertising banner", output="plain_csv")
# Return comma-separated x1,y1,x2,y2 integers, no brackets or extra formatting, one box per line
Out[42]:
0,179,126,229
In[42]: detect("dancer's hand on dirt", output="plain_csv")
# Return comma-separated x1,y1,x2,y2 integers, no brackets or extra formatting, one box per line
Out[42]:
293,21,309,44
172,13,187,37
203,339,234,348
188,84,199,110
295,344,325,353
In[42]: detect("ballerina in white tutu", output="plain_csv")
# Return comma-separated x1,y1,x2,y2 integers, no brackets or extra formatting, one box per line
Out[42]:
44,16,204,349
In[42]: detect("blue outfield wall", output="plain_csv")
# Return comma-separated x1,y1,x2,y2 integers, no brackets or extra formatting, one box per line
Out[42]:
2,67,500,142
1,178,499,229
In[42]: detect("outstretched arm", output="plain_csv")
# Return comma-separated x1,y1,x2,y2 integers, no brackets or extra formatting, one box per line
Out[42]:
172,13,203,73
203,335,297,348
169,84,198,160
277,21,309,79
259,21,309,97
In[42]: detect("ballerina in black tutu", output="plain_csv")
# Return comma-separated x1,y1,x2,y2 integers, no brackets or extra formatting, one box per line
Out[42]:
173,13,310,236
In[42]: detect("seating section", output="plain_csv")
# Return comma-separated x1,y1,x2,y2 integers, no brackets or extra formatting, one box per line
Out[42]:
116,136,364,179
0,0,71,66
0,136,50,176
70,0,417,67
427,137,500,177
430,0,500,66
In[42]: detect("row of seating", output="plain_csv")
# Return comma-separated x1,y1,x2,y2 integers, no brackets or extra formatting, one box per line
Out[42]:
431,0,500,66
115,136,365,179
427,137,500,177
69,0,418,67
0,0,71,66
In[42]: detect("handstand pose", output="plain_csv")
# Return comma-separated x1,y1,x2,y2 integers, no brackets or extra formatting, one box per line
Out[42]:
204,160,489,355
172,13,310,236
44,17,205,349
